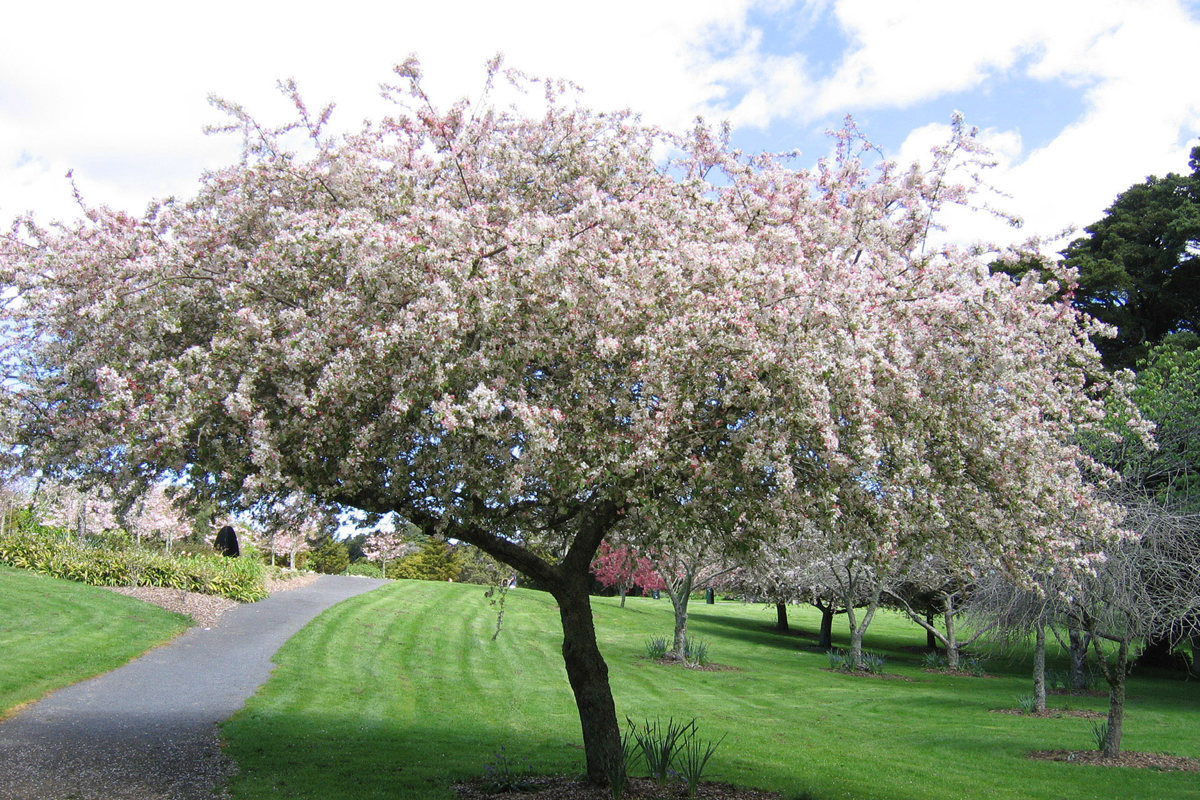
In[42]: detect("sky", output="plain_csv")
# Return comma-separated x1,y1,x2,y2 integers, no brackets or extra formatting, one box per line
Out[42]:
3,0,1200,254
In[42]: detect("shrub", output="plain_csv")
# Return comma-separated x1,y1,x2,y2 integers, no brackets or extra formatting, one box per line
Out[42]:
645,635,670,660
307,536,350,575
346,560,383,578
827,649,885,674
481,746,541,793
0,522,267,601
922,651,948,670
682,637,710,667
624,717,724,797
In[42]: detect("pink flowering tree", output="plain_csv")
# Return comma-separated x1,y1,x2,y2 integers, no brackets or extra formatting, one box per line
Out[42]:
0,60,1137,784
363,525,413,579
590,541,663,606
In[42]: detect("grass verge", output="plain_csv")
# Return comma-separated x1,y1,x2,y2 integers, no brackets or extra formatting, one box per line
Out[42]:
0,564,192,718
220,581,1200,800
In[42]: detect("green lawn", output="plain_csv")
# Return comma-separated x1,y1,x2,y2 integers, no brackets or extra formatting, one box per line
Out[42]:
221,581,1200,800
0,564,192,718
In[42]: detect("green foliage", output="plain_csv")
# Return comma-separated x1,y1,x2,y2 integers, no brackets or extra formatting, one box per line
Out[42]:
624,717,723,797
345,560,383,578
1091,720,1110,752
1061,146,1200,371
0,519,267,601
307,536,350,575
682,637,710,667
922,651,948,670
626,717,690,786
677,723,726,799
391,538,462,582
645,635,670,660
826,649,885,674
1015,694,1037,714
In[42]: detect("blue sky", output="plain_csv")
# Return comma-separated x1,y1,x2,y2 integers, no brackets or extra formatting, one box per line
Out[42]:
3,0,1199,252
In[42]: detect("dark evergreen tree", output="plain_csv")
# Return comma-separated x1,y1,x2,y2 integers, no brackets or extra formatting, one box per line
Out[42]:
1061,146,1200,370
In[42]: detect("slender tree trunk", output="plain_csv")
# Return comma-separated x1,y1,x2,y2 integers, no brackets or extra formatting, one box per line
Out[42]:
553,578,624,786
667,574,693,658
1190,635,1200,679
1069,627,1090,692
846,599,879,670
943,608,960,671
925,613,938,651
775,602,789,632
1033,622,1047,713
1101,638,1130,757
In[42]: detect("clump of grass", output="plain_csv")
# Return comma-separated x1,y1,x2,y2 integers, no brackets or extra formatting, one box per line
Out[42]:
646,635,670,660
481,745,541,793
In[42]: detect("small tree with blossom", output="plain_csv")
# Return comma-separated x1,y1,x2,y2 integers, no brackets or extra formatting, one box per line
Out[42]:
363,525,413,579
0,60,1140,784
590,540,663,607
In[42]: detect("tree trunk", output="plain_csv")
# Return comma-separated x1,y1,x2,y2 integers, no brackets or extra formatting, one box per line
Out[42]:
775,602,789,632
1069,627,1089,692
943,608,959,671
817,603,834,650
925,613,938,651
553,579,624,786
1101,638,1130,757
1033,622,1047,713
667,574,693,658
1191,635,1200,679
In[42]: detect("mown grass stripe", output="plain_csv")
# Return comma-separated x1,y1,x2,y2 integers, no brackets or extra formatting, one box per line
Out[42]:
222,581,1200,800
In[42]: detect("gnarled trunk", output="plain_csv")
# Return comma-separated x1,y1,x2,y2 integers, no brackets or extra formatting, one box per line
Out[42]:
667,573,694,658
553,579,624,785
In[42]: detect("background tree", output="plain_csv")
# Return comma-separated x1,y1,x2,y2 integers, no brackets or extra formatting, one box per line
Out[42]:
307,533,350,575
1059,146,1200,371
363,525,413,579
590,541,663,607
884,552,994,672
1064,493,1200,756
0,63,1137,785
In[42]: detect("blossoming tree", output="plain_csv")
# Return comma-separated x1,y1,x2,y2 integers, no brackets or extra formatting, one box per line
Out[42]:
0,60,1135,784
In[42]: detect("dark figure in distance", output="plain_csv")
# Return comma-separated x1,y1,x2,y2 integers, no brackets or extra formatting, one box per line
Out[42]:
214,525,240,558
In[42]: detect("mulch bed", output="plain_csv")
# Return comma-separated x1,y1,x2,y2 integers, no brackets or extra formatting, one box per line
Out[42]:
992,708,1105,719
1028,750,1200,771
454,776,784,800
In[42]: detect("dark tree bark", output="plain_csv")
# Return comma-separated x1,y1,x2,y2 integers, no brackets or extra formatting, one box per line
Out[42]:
441,500,625,787
775,602,789,632
553,578,624,785
1069,627,1091,692
815,600,835,650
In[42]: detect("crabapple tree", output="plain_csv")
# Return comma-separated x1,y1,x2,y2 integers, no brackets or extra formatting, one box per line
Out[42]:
590,541,663,607
0,61,1136,784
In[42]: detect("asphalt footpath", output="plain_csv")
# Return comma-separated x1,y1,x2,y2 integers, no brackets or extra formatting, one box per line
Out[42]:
0,574,388,800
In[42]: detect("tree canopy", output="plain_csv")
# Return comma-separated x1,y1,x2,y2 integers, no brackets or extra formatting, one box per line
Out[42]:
1060,146,1200,371
0,60,1137,784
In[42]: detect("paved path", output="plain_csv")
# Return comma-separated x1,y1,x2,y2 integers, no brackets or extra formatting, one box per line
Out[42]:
0,575,388,800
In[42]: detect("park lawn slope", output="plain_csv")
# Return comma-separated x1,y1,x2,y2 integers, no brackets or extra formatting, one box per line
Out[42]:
0,564,192,718
221,580,1200,800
